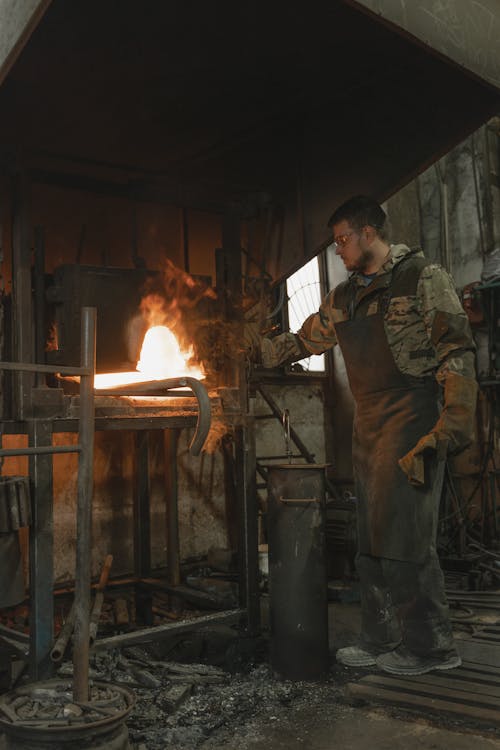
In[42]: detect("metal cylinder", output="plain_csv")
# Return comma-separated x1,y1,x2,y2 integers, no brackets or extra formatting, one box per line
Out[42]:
267,464,328,681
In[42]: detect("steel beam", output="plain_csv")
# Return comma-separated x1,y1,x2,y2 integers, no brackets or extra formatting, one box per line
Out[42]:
28,417,54,679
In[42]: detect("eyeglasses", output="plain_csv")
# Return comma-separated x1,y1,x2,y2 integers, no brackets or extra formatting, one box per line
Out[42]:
333,231,355,249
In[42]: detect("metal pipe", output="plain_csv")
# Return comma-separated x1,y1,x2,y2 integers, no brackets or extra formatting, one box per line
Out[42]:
98,376,210,455
50,602,76,663
0,362,91,376
0,445,81,457
93,609,244,651
72,307,96,703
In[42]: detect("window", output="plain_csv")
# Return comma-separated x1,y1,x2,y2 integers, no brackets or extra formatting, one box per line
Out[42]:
286,256,325,373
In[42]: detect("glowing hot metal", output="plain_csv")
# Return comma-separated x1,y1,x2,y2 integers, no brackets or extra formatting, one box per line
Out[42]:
94,325,204,390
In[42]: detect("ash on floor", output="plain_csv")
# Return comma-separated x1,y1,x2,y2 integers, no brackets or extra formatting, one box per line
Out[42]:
56,631,340,750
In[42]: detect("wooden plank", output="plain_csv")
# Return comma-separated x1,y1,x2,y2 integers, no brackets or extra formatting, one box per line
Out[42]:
447,590,500,597
452,667,500,684
348,682,500,725
451,603,500,611
360,674,500,709
456,639,500,667
470,634,500,643
365,672,500,698
457,661,500,676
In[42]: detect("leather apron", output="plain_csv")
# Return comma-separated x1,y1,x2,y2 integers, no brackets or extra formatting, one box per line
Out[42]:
335,312,440,563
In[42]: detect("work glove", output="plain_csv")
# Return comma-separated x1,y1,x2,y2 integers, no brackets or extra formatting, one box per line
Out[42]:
243,303,267,364
399,373,478,486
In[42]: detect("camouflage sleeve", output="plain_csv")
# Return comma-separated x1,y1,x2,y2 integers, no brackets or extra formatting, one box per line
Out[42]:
261,293,337,368
417,264,476,384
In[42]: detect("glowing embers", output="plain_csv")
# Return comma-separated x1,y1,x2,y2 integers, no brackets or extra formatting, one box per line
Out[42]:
93,324,204,390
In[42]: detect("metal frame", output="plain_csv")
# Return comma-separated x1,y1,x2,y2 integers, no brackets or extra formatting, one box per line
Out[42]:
0,308,96,685
1,185,260,678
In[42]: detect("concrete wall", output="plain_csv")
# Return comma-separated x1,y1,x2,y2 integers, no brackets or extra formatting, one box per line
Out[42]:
386,121,500,288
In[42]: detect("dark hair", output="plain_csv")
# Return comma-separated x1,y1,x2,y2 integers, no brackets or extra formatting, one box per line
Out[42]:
327,195,387,239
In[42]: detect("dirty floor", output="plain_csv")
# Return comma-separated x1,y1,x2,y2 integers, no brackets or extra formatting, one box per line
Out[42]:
3,599,500,749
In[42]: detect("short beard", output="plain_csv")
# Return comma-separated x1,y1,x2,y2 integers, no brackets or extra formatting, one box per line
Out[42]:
354,248,375,273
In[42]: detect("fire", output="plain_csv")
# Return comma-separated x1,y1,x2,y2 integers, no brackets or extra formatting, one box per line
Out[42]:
137,326,204,380
94,325,204,390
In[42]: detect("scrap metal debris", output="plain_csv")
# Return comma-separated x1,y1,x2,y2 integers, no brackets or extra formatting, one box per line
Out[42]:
0,681,132,728
55,645,334,749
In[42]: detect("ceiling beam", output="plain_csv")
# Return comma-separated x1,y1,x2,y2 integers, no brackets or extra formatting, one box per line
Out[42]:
0,0,51,87
351,0,500,91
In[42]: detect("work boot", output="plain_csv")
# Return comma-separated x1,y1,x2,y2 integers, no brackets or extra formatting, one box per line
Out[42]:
336,645,380,667
376,645,461,676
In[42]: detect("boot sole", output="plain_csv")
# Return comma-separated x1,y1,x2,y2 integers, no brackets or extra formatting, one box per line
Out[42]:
377,655,462,676
336,656,377,667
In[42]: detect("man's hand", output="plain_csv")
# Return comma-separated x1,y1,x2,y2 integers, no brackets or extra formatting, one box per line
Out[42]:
399,433,448,486
399,373,478,486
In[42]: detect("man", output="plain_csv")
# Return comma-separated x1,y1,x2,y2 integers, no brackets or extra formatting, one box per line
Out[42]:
256,195,478,676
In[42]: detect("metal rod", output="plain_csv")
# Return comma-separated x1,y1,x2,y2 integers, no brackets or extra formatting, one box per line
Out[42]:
0,361,91,376
98,376,210,455
235,424,260,635
89,554,113,644
165,429,180,589
34,227,46,387
92,609,244,651
133,433,151,579
257,385,315,463
72,307,96,703
0,445,81,457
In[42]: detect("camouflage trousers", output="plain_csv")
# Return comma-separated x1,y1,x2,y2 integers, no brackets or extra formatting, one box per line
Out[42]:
356,552,457,657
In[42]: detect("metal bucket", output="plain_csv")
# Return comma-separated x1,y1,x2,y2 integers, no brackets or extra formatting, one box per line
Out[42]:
0,680,135,750
267,464,329,681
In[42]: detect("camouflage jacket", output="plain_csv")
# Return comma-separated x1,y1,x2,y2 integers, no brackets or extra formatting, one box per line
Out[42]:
262,244,476,384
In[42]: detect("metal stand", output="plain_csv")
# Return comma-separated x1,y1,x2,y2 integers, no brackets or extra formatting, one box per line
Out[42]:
0,309,97,681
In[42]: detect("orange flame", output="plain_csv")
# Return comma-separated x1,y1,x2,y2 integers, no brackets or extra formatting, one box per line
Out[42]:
93,324,204,390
